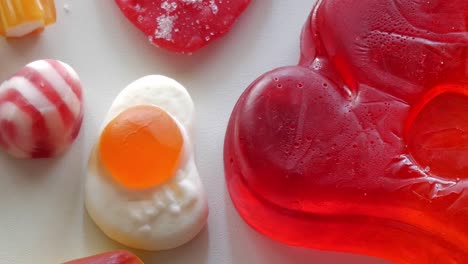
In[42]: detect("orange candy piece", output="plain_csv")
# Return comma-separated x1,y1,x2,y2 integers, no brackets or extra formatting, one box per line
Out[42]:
63,250,143,264
0,0,56,37
99,105,184,190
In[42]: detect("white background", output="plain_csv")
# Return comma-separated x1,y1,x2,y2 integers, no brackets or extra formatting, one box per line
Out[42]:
0,0,391,263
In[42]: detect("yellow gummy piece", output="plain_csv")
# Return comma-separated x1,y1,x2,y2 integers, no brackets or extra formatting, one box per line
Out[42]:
0,0,56,37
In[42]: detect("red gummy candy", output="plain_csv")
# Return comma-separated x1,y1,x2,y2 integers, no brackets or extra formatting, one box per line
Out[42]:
224,0,468,263
63,250,143,264
115,0,250,53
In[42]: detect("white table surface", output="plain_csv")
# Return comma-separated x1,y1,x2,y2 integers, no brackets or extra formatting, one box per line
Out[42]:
0,0,391,263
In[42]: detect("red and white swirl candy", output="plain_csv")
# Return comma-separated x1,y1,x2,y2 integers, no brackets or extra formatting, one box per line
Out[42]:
0,59,83,159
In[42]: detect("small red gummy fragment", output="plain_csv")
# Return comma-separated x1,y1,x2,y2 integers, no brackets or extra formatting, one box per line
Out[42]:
63,250,143,264
115,0,251,53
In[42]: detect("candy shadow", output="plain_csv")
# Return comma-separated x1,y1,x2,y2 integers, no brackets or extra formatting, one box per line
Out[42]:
46,128,89,261
91,0,273,82
0,36,41,80
0,124,85,181
0,34,41,54
0,125,87,262
80,210,210,263
223,190,390,264
0,152,57,180
139,226,210,263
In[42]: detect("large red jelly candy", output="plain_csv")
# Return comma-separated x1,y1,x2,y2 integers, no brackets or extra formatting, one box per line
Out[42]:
224,0,468,263
115,0,251,53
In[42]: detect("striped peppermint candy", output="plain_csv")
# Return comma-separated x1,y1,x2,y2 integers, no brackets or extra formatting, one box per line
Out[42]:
0,59,83,159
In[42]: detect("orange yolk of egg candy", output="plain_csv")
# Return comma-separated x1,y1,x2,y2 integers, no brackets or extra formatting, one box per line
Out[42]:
0,0,56,37
99,105,184,190
63,250,143,264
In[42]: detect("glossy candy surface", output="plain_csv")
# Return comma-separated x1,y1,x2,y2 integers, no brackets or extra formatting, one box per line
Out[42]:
224,0,468,263
63,250,143,264
115,0,250,53
0,59,83,158
99,105,184,190
0,0,56,37
86,75,208,251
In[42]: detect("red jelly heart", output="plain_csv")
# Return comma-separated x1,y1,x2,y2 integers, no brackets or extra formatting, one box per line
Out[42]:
224,0,468,263
115,0,250,53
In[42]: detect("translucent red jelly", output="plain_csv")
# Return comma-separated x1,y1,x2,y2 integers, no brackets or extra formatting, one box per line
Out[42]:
115,0,250,53
63,250,143,264
224,0,468,263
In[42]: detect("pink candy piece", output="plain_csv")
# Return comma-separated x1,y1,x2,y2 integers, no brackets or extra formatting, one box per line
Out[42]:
0,59,83,159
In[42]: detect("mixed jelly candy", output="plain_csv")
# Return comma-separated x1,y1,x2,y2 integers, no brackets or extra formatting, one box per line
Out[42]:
224,0,468,263
0,60,83,158
115,0,250,53
0,0,56,38
63,250,143,264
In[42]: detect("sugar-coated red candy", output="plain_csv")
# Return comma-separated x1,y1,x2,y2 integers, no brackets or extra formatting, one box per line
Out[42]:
63,250,143,264
0,59,83,159
224,0,468,263
115,0,251,53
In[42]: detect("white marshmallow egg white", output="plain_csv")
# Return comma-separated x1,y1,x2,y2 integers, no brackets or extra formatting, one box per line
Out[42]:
85,75,208,251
